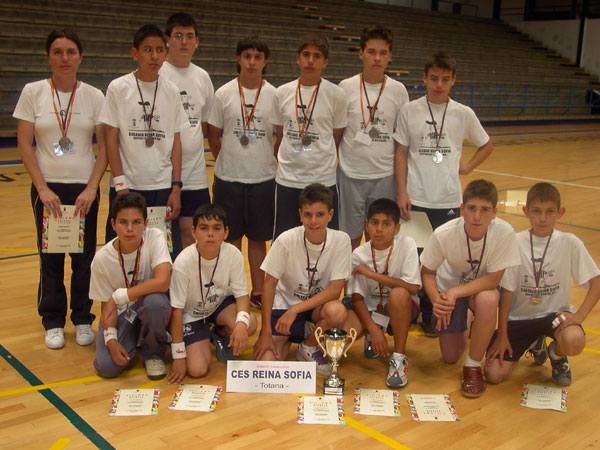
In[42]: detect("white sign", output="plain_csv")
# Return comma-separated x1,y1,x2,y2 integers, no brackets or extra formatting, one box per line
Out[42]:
226,360,316,394
399,211,434,248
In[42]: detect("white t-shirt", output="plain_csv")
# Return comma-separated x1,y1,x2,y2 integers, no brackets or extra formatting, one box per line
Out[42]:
348,234,421,312
421,217,520,293
270,78,348,188
99,72,187,190
261,226,352,309
393,96,490,208
89,228,172,314
159,61,214,190
208,78,277,183
501,229,600,320
338,74,409,179
170,242,248,323
13,79,104,184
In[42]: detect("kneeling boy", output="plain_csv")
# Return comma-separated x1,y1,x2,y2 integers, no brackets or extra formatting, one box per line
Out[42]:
344,198,421,388
253,183,351,375
485,183,600,386
167,203,257,384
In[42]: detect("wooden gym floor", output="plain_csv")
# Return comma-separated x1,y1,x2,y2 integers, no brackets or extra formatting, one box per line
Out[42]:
1,122,600,449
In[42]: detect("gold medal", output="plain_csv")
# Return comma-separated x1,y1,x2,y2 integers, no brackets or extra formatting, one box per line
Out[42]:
239,134,250,146
59,136,72,148
302,134,312,146
530,296,541,304
145,135,154,147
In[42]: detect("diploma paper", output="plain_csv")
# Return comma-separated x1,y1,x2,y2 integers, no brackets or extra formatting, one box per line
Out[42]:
520,384,567,412
297,395,345,425
147,206,173,252
168,384,222,412
399,211,433,248
405,394,459,421
354,388,400,417
108,389,159,416
42,205,84,253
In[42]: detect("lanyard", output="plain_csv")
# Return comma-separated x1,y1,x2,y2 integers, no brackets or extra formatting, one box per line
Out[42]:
50,78,77,139
426,98,448,150
371,241,394,312
359,74,386,129
198,249,220,312
529,230,553,295
304,232,326,295
238,77,263,132
135,74,159,133
118,239,143,288
295,79,320,138
466,231,487,281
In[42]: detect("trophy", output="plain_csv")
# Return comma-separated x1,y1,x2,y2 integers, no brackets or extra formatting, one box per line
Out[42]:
315,327,357,395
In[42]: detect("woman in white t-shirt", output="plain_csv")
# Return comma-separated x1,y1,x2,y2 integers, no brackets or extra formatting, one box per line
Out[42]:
13,29,107,350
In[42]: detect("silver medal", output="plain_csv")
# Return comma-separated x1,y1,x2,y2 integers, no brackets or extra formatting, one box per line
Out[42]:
59,136,72,148
239,134,250,146
369,127,380,139
432,150,444,164
302,134,312,146
145,135,154,147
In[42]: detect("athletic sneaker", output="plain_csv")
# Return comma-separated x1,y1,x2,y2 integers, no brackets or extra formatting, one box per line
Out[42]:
75,324,95,346
526,336,548,365
386,353,408,388
549,342,572,386
363,333,379,359
144,359,166,380
45,328,65,349
421,316,437,338
249,292,262,309
297,343,332,376
210,328,235,363
461,366,486,398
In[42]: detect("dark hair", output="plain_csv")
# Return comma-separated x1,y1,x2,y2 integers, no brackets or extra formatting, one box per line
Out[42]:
299,183,334,210
527,182,561,209
133,24,166,49
424,51,456,76
367,198,400,224
193,203,228,228
45,29,83,55
360,25,393,52
297,32,329,59
165,12,198,37
110,192,147,220
236,35,270,74
462,179,498,207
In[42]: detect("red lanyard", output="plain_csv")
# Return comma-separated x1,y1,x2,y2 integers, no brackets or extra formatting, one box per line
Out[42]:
359,74,386,129
295,79,320,138
118,239,143,288
371,241,394,312
466,231,487,280
304,232,326,295
426,98,448,150
50,78,77,140
238,77,263,132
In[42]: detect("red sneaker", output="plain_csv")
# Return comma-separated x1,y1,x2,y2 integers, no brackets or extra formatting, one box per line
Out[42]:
461,366,486,398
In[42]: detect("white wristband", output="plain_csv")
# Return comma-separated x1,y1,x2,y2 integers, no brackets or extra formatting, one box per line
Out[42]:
113,175,129,192
104,327,117,345
171,342,187,359
235,311,251,328
112,288,130,306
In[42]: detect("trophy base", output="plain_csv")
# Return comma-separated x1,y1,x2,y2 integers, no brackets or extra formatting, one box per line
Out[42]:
323,385,344,395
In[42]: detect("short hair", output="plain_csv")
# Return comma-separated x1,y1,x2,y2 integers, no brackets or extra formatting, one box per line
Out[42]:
110,192,147,221
424,51,456,76
236,35,270,74
526,182,561,209
165,12,198,37
133,24,166,49
360,25,393,52
45,29,83,55
299,183,334,210
462,179,498,207
193,203,228,228
297,32,329,59
367,198,400,224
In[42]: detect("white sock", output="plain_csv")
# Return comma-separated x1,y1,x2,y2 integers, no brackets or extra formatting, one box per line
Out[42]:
548,341,563,360
464,356,482,368
391,352,405,361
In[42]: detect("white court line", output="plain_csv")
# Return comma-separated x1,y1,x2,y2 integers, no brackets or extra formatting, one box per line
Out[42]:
474,169,600,190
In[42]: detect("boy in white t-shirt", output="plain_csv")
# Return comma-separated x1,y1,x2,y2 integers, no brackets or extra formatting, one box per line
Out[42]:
485,183,600,386
421,180,519,398
91,193,172,380
343,198,421,388
160,13,214,248
253,184,351,375
338,26,409,250
101,24,186,256
167,203,257,384
270,33,347,239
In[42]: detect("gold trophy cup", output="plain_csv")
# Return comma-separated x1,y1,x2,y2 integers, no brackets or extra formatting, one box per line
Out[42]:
315,327,357,395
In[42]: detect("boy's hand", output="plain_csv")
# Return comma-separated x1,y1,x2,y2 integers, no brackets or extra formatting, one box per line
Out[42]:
352,264,374,280
275,307,297,335
167,359,186,384
107,340,129,366
368,326,389,357
166,190,181,220
230,323,249,356
253,332,279,360
556,311,582,333
486,332,513,367
433,292,455,331
100,299,118,330
397,192,411,221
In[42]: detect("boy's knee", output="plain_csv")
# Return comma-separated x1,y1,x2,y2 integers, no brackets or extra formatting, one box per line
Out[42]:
94,358,126,378
558,327,585,355
473,290,499,313
323,300,347,326
442,353,461,364
388,288,412,308
138,293,170,323
484,360,509,384
187,362,209,378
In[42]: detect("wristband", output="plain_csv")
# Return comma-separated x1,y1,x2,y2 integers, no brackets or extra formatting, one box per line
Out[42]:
104,327,117,345
235,311,251,328
113,175,129,192
112,288,130,306
171,342,187,359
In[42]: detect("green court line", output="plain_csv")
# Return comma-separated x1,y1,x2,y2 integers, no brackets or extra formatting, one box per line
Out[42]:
0,344,115,450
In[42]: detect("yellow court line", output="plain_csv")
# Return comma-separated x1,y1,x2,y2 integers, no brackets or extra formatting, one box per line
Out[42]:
0,247,37,253
137,379,164,389
584,347,600,355
583,327,600,335
408,330,424,336
48,438,71,450
0,189,31,195
345,415,413,450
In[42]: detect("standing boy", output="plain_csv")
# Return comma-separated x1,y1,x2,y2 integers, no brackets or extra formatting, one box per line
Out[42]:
160,13,214,248
253,184,351,375
343,198,421,388
167,203,257,384
420,179,519,398
270,33,347,239
485,183,600,386
91,193,171,380
338,26,409,250
101,24,186,256
208,36,277,309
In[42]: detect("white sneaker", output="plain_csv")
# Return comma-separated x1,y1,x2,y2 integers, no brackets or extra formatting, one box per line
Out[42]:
45,328,65,349
297,343,332,376
145,359,167,380
75,324,95,346
386,353,408,388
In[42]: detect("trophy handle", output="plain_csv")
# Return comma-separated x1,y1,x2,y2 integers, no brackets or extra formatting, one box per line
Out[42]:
314,326,327,357
342,328,357,358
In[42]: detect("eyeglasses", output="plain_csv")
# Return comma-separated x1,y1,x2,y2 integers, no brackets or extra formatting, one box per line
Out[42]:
172,32,196,41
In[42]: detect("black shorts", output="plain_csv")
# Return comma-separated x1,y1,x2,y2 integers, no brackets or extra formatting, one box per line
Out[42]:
270,308,315,343
213,177,275,242
431,296,472,335
180,188,210,217
182,296,236,346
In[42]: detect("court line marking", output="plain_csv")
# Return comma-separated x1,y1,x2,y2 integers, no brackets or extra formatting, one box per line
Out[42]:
584,347,600,355
0,344,115,450
345,415,413,449
0,247,37,252
487,129,600,137
584,327,600,335
137,379,164,389
48,438,71,450
474,169,600,191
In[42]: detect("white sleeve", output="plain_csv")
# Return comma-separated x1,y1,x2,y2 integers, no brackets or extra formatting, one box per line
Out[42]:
270,89,284,126
260,237,287,279
392,105,409,146
149,229,173,269
99,82,119,127
464,107,489,148
570,235,600,287
329,234,352,281
89,256,116,302
229,249,249,299
399,238,422,287
92,88,105,125
208,90,224,128
499,265,519,292
332,87,348,129
12,84,35,122
201,74,214,122
347,250,367,297
487,227,520,273
420,232,445,271
169,262,191,309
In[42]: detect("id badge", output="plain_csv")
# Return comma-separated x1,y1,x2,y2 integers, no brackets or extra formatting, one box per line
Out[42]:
245,129,258,144
354,130,373,146
124,302,137,324
291,138,303,153
53,141,75,156
371,310,390,329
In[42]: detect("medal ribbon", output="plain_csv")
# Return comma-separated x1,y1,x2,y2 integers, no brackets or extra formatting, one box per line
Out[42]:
238,77,263,134
371,241,394,312
198,248,221,313
529,230,553,296
295,79,321,138
426,98,449,151
135,74,159,138
466,231,487,281
304,231,327,296
359,74,386,130
118,239,144,289
50,78,77,141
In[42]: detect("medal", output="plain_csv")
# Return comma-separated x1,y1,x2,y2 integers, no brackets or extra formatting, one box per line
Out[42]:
371,241,394,315
59,136,72,148
304,231,327,298
295,79,320,149
376,303,384,313
239,134,250,146
302,134,312,146
369,127,380,139
432,150,444,164
426,98,449,163
135,73,159,148
145,135,154,147
238,77,263,148
50,78,77,152
360,74,386,139
529,231,552,305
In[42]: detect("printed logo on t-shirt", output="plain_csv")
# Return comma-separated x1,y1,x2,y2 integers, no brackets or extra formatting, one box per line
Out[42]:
417,120,450,158
522,269,559,297
293,279,323,301
370,285,390,300
360,106,389,142
191,284,225,317
459,261,480,285
179,90,199,127
233,106,267,141
129,103,165,143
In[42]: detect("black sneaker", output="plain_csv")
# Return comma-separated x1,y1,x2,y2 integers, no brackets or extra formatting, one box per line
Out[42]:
526,336,548,365
550,354,572,386
421,318,437,338
363,333,379,359
210,328,235,363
